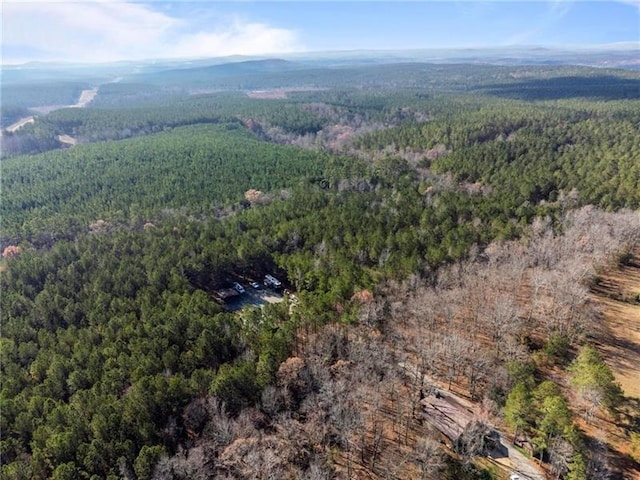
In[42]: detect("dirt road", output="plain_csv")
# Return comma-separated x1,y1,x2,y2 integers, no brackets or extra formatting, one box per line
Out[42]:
495,434,545,480
4,86,99,136
72,87,99,108
5,116,35,133
28,86,100,115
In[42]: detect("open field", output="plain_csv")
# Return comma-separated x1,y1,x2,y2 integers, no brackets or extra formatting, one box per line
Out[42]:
247,89,288,99
57,134,78,145
246,87,326,99
591,254,640,399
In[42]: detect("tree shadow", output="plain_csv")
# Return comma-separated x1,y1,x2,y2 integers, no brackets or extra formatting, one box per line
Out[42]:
476,76,640,101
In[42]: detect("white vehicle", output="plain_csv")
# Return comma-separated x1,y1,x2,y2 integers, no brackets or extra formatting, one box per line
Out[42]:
264,274,282,289
233,282,245,294
249,281,261,289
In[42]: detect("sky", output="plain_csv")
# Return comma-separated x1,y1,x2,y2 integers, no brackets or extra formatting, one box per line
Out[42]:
2,0,639,64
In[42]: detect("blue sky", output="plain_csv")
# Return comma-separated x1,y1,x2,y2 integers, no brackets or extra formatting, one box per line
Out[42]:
2,1,639,64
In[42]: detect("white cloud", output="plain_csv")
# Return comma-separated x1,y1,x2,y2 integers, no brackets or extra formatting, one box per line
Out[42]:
165,18,301,59
1,0,302,64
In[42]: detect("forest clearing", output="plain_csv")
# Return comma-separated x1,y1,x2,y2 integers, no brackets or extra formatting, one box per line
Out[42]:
56,134,77,145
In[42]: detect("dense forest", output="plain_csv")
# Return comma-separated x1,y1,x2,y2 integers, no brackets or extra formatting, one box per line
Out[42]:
1,61,639,480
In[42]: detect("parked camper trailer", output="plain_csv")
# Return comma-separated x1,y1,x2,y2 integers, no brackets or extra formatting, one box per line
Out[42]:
264,274,282,289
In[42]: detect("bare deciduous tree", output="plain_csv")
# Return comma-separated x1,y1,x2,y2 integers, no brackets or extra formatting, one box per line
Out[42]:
549,437,574,479
414,437,445,479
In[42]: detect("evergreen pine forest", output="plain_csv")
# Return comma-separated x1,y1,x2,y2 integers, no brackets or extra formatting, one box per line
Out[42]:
1,60,639,480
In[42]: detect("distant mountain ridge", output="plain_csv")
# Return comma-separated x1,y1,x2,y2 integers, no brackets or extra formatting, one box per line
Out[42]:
2,47,638,107
3,45,638,80
135,58,307,81
159,58,302,75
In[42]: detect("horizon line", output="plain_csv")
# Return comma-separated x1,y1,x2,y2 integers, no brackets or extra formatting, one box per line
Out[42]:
3,42,639,67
